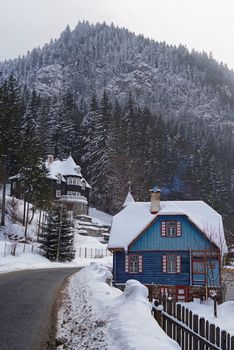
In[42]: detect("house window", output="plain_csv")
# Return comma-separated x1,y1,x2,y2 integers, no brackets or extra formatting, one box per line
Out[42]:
162,255,181,273
192,260,206,284
161,221,181,237
67,191,80,197
125,255,143,273
193,261,205,273
56,190,61,197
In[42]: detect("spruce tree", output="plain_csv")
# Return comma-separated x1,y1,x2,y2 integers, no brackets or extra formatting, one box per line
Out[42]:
39,205,75,262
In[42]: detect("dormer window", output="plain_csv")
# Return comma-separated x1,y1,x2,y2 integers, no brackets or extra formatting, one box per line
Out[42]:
161,221,181,237
67,177,81,185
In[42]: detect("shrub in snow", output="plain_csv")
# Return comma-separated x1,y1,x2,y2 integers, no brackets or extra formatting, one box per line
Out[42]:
39,205,75,261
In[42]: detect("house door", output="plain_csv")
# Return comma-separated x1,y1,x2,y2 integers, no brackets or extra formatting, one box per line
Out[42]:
176,286,188,302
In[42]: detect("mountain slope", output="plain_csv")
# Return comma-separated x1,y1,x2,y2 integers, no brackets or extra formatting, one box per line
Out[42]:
1,22,234,126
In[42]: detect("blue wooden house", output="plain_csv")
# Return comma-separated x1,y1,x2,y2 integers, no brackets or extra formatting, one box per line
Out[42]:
108,188,227,302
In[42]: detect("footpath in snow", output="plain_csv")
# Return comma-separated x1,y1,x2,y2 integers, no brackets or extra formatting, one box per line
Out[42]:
57,263,180,350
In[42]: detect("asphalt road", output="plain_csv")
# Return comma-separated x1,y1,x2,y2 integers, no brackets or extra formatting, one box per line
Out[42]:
0,268,80,350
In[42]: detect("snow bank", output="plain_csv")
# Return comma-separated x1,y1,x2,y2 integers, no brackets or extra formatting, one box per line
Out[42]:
58,263,180,350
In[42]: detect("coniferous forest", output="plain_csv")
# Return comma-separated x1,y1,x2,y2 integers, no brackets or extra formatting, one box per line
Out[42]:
1,22,234,243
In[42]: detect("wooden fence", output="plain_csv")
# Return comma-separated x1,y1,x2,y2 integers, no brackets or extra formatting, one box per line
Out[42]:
1,242,41,257
153,296,234,350
76,247,112,259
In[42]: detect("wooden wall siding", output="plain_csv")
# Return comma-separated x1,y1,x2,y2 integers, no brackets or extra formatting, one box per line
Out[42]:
114,251,220,287
130,215,213,251
115,251,190,285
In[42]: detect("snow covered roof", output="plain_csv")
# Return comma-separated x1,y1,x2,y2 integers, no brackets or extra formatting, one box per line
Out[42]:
45,155,91,188
108,201,227,253
123,191,135,208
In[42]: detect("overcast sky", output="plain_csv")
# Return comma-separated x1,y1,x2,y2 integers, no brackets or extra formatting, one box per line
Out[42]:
1,0,234,69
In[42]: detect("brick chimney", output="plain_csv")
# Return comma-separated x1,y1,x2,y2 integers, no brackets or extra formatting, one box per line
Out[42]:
47,155,54,165
150,186,161,214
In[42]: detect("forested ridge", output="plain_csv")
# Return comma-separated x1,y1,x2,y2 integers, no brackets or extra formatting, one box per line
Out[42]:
0,22,234,243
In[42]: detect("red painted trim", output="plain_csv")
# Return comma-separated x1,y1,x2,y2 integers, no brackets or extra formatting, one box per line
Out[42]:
176,286,188,302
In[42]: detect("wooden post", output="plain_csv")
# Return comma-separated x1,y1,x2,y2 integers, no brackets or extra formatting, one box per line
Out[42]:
154,308,162,328
210,324,215,344
221,330,227,350
167,298,173,338
231,336,234,350
193,314,199,349
176,304,182,345
199,318,205,350
216,327,220,347
4,243,7,257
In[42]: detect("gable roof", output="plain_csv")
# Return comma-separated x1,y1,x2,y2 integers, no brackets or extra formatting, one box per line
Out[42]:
45,155,91,188
108,201,227,253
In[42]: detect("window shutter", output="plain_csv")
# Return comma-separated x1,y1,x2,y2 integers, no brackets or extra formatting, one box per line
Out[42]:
176,222,181,236
161,221,166,236
176,255,181,273
125,255,129,273
139,255,143,273
162,255,167,272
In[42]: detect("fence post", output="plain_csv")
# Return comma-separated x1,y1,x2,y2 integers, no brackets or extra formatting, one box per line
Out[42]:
193,314,199,349
176,304,182,346
85,247,87,258
215,327,220,348
167,298,173,338
154,308,162,328
199,318,205,350
4,243,7,257
210,324,216,345
221,330,227,350
227,333,231,350
231,336,234,350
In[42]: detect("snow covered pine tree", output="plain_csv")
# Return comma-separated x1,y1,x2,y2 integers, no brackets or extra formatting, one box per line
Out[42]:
39,204,75,262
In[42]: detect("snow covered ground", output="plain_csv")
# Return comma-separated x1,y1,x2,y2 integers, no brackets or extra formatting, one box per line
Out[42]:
180,300,234,336
57,263,180,350
0,195,112,273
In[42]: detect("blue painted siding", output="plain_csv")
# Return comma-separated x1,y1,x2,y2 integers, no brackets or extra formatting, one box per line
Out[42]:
114,251,220,287
130,215,214,251
115,251,190,285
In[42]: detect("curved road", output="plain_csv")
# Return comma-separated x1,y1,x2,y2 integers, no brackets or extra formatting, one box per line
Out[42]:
0,268,80,350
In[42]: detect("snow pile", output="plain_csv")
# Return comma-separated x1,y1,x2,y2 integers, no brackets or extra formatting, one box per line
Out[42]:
180,300,234,336
57,264,180,350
